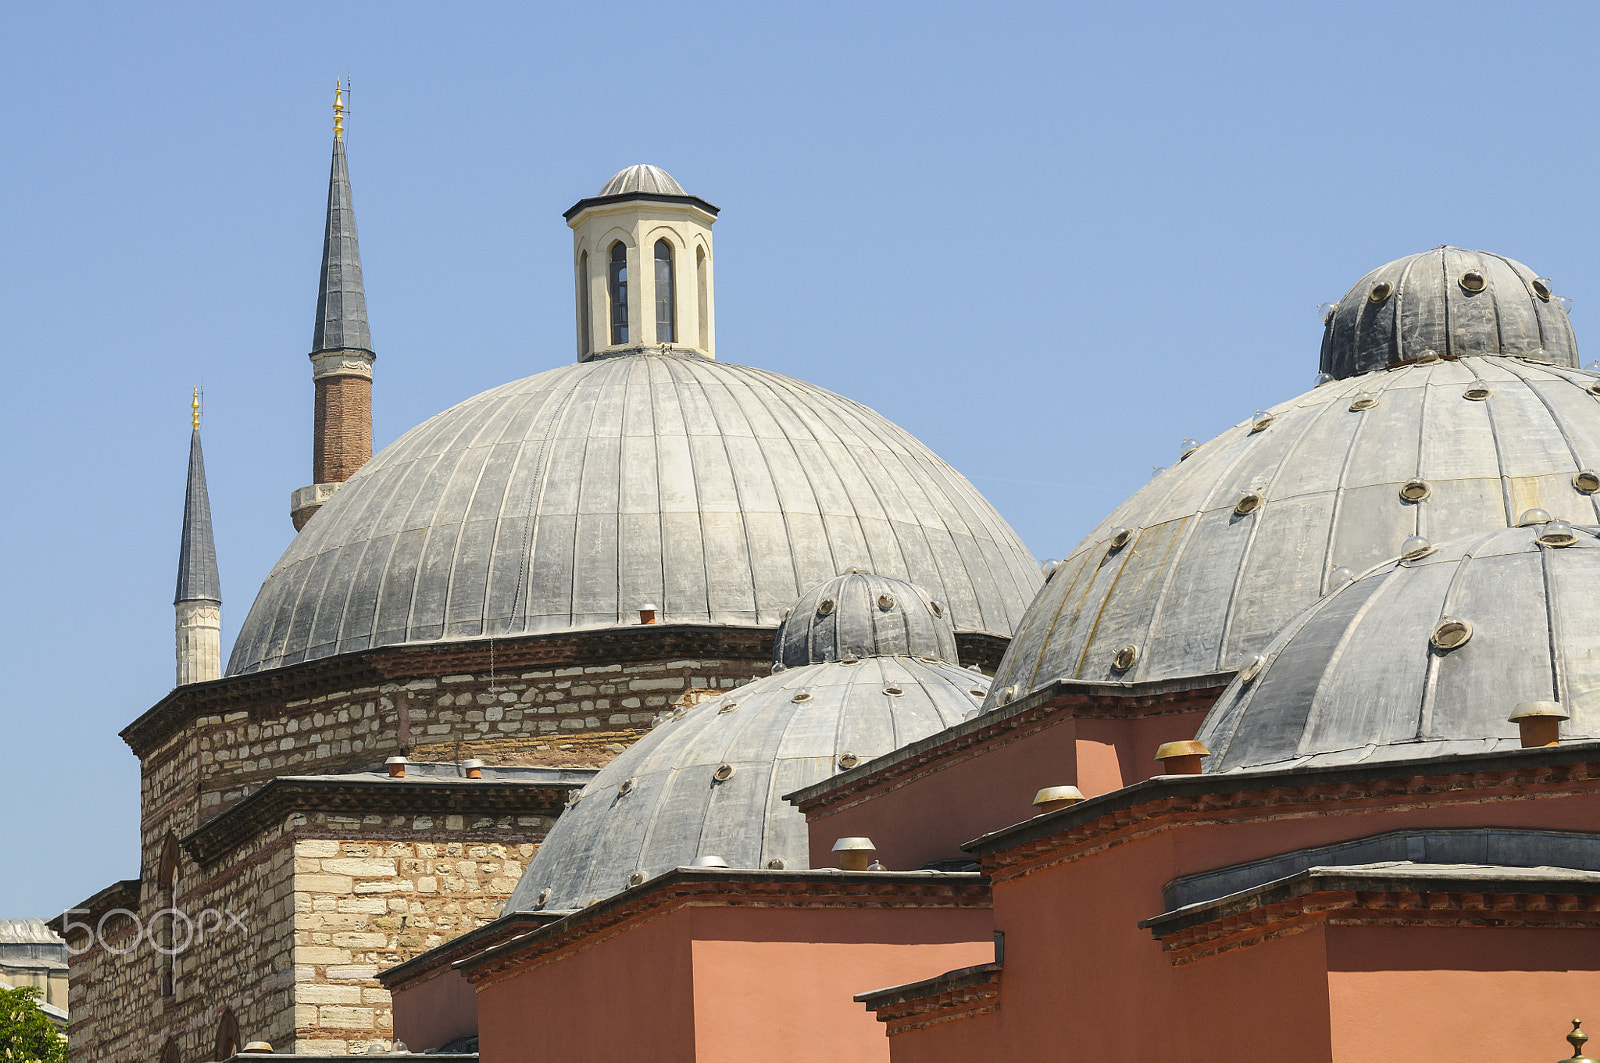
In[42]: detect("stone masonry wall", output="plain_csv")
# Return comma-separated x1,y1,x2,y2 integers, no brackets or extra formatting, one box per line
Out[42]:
291,819,547,1054
196,657,767,815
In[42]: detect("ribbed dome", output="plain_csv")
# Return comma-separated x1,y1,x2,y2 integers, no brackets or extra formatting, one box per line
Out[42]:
1197,524,1600,773
1320,247,1576,380
772,571,958,670
986,357,1600,700
597,164,685,197
505,654,988,911
230,353,1041,675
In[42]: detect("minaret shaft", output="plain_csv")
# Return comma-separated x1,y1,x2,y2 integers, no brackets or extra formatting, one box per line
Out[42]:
293,83,375,531
176,421,222,685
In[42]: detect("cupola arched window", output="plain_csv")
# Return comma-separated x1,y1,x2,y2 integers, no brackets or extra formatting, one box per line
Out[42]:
654,240,676,344
608,242,629,345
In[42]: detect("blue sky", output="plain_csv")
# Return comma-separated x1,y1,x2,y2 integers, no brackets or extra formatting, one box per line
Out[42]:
3,0,1598,917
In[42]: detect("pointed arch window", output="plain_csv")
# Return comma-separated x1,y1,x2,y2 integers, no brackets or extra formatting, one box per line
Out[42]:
608,242,629,345
160,1039,180,1063
214,1010,240,1061
157,836,180,998
654,240,676,344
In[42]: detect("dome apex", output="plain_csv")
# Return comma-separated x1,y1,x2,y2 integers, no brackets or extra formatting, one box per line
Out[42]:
597,164,685,197
1319,246,1577,380
772,572,958,670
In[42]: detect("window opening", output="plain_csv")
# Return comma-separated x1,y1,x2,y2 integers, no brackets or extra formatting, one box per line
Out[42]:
655,240,676,343
608,243,629,345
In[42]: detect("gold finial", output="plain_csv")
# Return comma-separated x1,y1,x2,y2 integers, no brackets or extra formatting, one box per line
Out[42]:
334,79,345,139
191,388,201,431
1565,1020,1598,1062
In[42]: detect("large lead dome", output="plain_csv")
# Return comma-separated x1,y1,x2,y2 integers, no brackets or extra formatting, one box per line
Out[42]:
987,356,1600,699
229,353,1041,674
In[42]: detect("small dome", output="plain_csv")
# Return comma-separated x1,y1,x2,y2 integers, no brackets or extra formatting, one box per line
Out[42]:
505,654,988,911
772,572,958,669
1196,524,1600,773
1320,247,1576,380
985,357,1600,698
597,164,686,198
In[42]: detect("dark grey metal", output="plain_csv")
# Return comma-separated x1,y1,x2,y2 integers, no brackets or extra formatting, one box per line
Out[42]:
1320,247,1575,380
772,572,959,669
312,136,372,356
1197,524,1600,773
1163,828,1600,911
1143,861,1600,937
985,357,1600,699
229,352,1041,675
505,653,990,912
175,429,220,605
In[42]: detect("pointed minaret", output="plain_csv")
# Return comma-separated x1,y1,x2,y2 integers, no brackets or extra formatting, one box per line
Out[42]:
177,390,222,685
291,79,376,530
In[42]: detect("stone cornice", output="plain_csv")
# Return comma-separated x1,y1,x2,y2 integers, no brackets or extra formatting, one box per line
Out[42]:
181,775,582,866
855,962,1002,1036
785,673,1229,816
964,741,1600,882
50,879,141,944
1140,866,1600,964
456,869,990,986
121,624,779,758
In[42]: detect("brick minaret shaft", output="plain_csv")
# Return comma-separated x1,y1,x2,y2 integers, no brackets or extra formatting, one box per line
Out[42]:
292,80,375,531
176,393,222,685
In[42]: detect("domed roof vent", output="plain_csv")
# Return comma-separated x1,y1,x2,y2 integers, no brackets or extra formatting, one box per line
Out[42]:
1319,247,1576,380
1196,524,1600,773
597,164,686,198
772,572,958,669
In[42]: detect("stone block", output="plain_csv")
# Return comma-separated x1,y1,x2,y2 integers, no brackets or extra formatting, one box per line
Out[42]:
321,859,397,877
297,874,355,895
297,984,364,1005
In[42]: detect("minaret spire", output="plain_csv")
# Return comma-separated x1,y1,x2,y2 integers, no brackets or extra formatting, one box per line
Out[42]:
291,79,376,531
176,389,222,685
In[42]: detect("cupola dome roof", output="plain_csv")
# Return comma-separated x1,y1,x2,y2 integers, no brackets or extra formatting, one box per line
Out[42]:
1196,524,1600,773
597,164,685,197
504,575,989,912
229,353,1040,675
772,571,958,670
985,357,1600,699
1319,247,1576,380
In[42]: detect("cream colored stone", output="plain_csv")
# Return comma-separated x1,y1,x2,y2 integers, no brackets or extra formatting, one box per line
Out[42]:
297,874,355,894
297,983,363,1005
320,859,397,877
297,839,343,858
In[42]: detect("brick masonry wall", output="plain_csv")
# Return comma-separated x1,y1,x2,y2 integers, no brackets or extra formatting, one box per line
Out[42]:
312,375,371,485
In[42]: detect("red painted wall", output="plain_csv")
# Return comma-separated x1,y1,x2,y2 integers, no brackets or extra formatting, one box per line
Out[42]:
803,709,1209,874
1327,925,1600,1060
476,908,697,1063
689,907,994,1063
473,903,992,1063
888,790,1600,1062
390,965,478,1053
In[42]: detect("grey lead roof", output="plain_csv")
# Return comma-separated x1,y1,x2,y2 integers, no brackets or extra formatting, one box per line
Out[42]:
311,136,371,355
175,429,220,605
772,571,959,669
229,352,1040,674
1320,247,1575,380
505,653,989,912
1196,524,1600,773
596,164,685,197
985,356,1600,700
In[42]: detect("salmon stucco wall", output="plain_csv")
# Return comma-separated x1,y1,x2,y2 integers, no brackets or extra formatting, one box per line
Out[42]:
1327,925,1600,1060
688,907,994,1063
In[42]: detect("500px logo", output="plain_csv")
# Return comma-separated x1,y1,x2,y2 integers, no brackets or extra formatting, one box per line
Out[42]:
60,908,248,957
